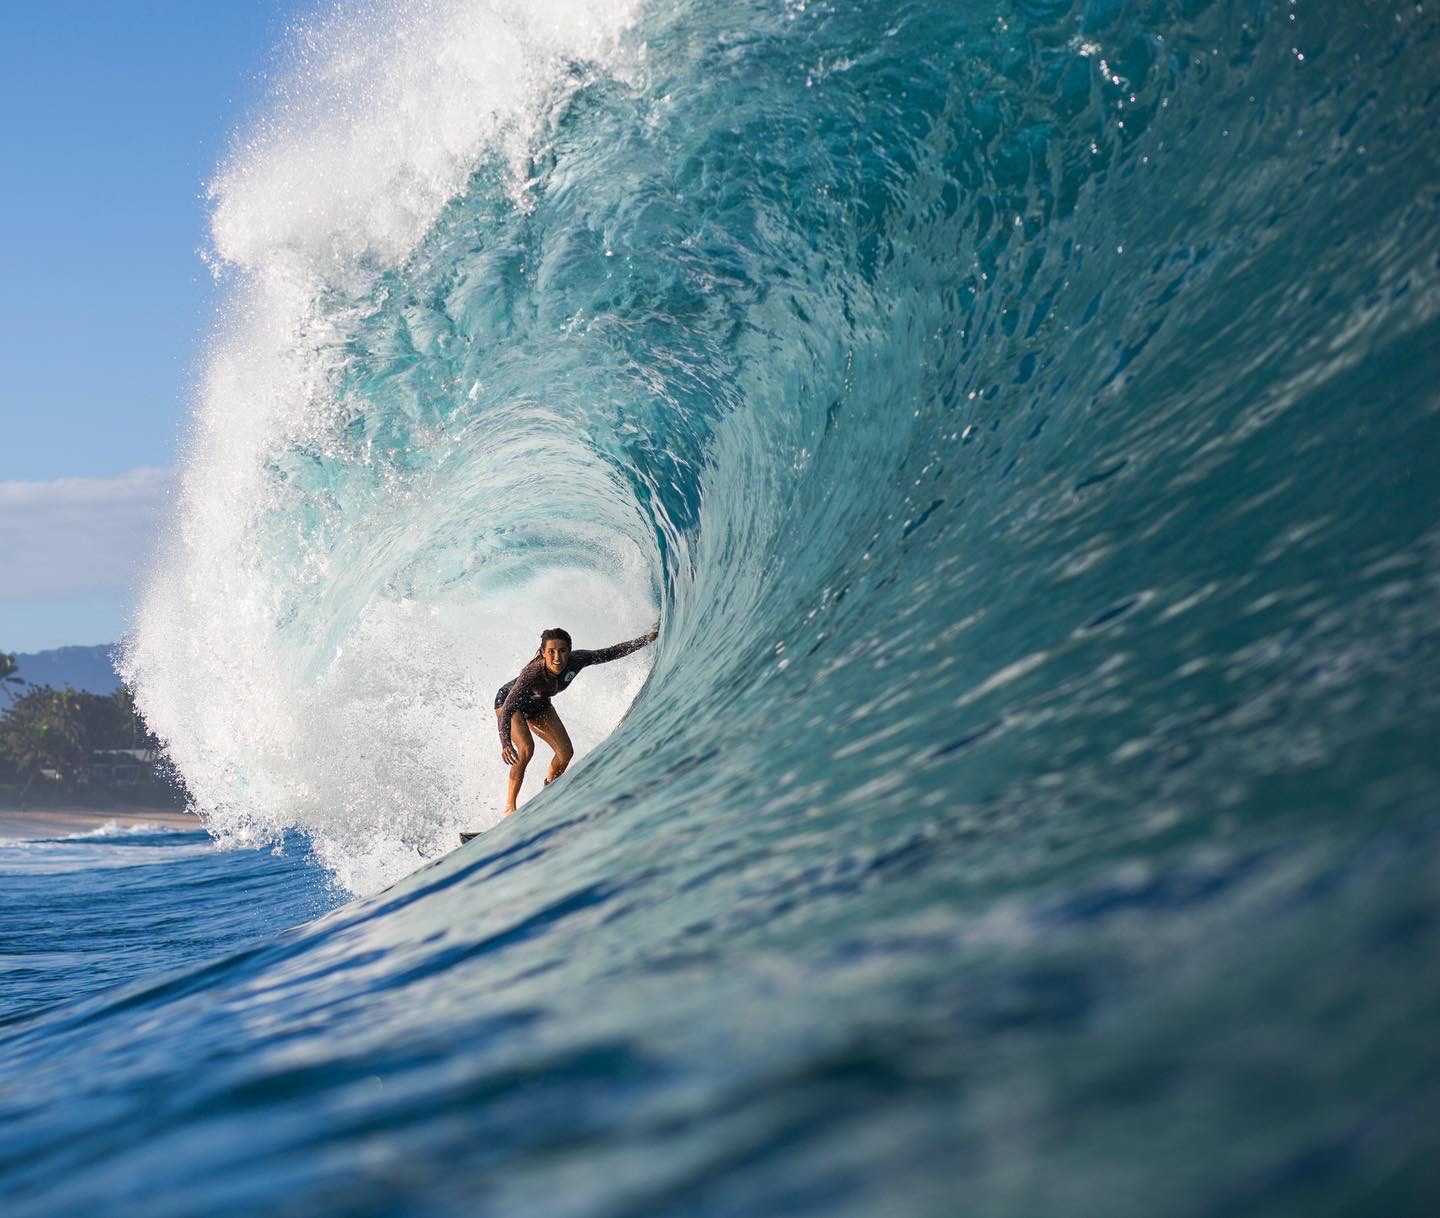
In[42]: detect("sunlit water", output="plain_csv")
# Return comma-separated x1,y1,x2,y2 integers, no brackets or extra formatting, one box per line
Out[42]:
3,1,1437,1215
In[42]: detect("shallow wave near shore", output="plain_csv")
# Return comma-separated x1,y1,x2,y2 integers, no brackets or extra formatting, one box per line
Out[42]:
4,1,1438,1215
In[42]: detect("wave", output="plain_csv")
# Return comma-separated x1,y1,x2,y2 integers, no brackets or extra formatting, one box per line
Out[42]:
55,1,1440,1212
128,0,1439,899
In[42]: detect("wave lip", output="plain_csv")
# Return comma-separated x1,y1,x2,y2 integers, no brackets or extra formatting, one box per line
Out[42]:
210,0,646,281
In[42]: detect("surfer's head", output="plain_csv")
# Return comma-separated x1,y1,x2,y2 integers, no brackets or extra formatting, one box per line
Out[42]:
538,627,572,674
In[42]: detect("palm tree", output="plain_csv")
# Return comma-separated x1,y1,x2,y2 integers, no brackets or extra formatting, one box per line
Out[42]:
0,686,88,785
111,684,160,751
0,653,25,705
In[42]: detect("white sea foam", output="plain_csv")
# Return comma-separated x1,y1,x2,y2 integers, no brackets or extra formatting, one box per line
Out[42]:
63,820,195,839
211,0,645,284
0,819,195,847
0,838,218,876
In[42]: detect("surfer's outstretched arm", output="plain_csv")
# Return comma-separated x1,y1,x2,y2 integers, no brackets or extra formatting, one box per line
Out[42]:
570,625,659,669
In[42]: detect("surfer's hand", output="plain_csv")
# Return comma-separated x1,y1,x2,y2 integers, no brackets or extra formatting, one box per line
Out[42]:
501,743,519,766
645,623,659,642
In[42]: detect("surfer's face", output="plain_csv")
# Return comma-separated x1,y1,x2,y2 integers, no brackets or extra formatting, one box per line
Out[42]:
542,639,570,674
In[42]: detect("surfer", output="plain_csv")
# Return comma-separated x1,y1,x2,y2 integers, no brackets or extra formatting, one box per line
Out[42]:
494,625,658,814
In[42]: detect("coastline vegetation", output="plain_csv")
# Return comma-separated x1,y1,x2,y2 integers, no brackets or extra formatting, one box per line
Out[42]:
0,652,185,810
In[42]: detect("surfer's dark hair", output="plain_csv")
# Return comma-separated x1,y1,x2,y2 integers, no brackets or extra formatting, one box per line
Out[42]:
536,627,572,656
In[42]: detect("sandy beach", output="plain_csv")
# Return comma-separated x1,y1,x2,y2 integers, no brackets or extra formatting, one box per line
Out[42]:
0,807,203,842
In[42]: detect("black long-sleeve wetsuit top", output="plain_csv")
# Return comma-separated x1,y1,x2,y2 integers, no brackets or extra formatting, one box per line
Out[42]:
495,634,651,748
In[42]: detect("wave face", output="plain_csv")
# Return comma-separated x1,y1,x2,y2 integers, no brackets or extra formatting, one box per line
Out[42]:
8,0,1437,1214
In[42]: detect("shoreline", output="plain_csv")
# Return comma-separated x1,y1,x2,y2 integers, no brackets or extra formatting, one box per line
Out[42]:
0,807,204,842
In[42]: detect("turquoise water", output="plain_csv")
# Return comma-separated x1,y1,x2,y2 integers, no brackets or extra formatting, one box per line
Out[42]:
4,1,1439,1214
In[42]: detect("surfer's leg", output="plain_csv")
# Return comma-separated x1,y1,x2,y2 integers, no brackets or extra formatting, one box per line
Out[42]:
496,708,534,814
528,706,574,785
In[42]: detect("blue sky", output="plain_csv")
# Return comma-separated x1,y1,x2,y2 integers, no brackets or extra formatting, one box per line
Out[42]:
1,1,301,653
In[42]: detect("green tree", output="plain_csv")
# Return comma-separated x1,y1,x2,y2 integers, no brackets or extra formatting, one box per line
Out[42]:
75,690,129,750
109,684,162,751
0,686,89,785
67,686,163,754
0,653,25,705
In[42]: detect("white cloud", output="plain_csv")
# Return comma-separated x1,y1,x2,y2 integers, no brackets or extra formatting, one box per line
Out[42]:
0,467,176,600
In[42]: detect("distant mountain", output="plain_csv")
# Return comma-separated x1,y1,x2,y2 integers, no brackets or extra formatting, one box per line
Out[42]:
9,644,122,695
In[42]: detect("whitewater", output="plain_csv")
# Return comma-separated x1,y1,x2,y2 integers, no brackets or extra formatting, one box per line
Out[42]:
4,1,1438,1215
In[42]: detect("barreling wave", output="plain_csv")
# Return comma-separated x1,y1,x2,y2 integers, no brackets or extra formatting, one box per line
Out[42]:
125,0,659,893
57,0,1439,1212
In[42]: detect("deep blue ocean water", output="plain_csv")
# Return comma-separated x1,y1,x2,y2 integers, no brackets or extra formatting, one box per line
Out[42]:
4,1,1438,1214
0,824,334,1028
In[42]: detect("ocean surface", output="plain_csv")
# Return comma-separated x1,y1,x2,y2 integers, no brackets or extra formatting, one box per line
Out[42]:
4,1,1438,1214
